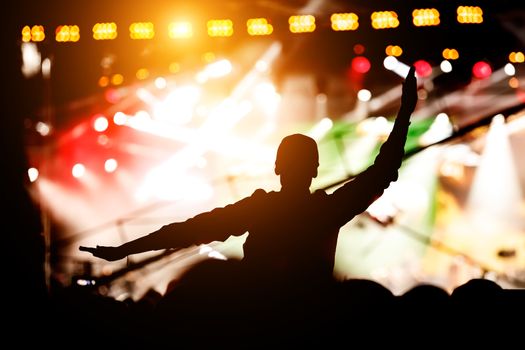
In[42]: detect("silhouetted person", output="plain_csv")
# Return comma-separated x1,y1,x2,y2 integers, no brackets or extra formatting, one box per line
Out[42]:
81,66,416,280
80,67,417,343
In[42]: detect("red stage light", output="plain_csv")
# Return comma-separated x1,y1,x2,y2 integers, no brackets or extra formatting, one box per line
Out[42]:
351,56,371,74
414,60,432,77
472,61,492,79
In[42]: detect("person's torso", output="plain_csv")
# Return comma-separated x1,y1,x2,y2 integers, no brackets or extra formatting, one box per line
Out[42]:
242,190,340,284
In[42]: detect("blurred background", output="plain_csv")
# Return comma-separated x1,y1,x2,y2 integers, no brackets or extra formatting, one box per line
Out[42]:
13,0,525,300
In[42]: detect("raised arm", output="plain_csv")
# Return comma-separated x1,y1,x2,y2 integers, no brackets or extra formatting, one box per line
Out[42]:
80,190,265,261
330,66,418,224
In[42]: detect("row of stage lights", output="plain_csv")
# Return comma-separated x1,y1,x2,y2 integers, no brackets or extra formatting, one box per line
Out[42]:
22,6,484,42
28,48,522,184
96,48,524,89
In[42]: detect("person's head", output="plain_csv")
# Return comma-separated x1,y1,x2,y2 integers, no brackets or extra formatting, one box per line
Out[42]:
275,134,319,192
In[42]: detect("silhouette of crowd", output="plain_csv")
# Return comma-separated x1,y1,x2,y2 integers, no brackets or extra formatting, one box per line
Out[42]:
45,269,523,348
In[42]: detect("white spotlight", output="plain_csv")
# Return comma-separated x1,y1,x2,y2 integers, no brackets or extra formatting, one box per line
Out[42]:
383,56,398,71
21,42,41,78
113,112,127,125
104,159,118,173
440,60,452,73
466,114,522,234
36,121,51,136
93,115,109,132
357,89,372,102
72,163,86,178
504,63,515,76
155,77,167,89
28,167,39,182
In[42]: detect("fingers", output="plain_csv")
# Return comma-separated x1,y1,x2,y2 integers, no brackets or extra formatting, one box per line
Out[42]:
79,246,95,253
406,66,416,79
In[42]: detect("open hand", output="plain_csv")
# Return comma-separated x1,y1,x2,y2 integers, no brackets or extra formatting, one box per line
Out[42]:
401,66,418,112
79,245,126,261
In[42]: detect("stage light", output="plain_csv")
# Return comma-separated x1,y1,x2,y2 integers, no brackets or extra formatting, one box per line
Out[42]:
442,48,459,60
136,88,157,106
508,77,519,89
153,85,200,124
93,115,109,132
357,116,392,138
168,21,193,38
330,13,359,31
135,110,151,121
104,159,118,173
111,74,124,85
21,26,31,42
207,19,233,37
28,168,39,182
21,42,41,78
385,45,402,57
440,60,452,73
23,25,45,42
353,44,365,55
55,25,80,42
113,112,127,125
383,56,398,71
412,9,440,27
136,165,213,202
247,18,273,36
42,58,51,79
345,117,391,173
371,11,399,29
352,56,371,74
36,121,51,136
92,22,117,40
414,60,432,78
472,61,492,79
255,60,269,72
357,89,372,102
466,115,522,234
136,68,149,80
307,117,333,141
289,15,316,33
253,81,280,115
504,63,515,76
129,22,154,39
98,76,109,87
509,52,524,63
457,6,483,24
154,77,167,89
72,163,86,178
419,113,453,146
197,59,233,82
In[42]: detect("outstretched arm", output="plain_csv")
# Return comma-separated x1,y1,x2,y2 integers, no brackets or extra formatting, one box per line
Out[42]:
79,190,264,261
330,66,418,224
79,221,202,262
